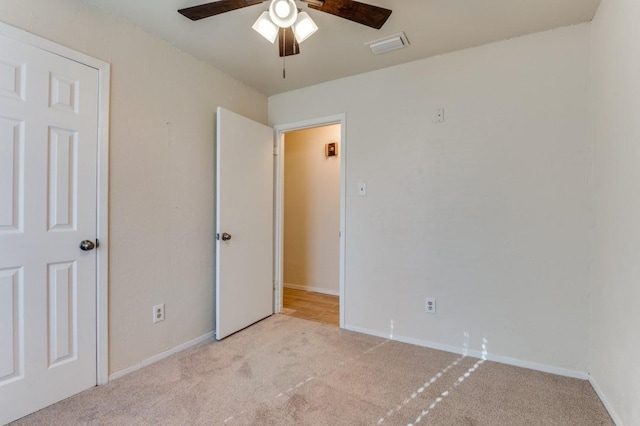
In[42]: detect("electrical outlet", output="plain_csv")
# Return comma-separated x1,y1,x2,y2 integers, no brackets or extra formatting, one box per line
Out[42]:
425,298,436,314
153,304,165,323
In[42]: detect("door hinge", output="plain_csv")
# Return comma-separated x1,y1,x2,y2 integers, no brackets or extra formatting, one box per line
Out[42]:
273,146,279,156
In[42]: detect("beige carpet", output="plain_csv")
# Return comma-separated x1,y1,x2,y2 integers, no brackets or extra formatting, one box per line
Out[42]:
13,315,612,425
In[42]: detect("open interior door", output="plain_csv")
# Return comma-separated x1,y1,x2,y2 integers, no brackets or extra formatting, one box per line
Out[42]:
0,33,99,424
216,107,274,340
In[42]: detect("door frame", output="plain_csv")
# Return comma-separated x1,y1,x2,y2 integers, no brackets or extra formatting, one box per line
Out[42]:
273,114,346,327
0,22,111,385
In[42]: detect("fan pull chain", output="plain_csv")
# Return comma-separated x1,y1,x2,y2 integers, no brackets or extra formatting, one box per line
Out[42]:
282,29,286,79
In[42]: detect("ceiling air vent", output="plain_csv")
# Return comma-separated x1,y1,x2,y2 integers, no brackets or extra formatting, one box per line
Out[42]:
366,32,410,55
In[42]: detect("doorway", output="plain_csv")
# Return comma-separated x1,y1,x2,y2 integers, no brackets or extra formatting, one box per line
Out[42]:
273,115,346,327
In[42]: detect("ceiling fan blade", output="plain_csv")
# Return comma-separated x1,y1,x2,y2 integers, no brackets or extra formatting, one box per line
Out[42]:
306,0,391,29
279,27,300,57
178,0,263,21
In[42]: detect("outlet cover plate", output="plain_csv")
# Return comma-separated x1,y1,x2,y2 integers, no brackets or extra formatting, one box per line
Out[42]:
153,304,165,323
425,298,436,314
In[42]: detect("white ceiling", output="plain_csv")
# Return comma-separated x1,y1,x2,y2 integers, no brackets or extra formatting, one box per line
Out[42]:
86,0,601,96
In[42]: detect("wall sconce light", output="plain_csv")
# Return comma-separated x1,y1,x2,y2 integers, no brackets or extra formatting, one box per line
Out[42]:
325,142,338,157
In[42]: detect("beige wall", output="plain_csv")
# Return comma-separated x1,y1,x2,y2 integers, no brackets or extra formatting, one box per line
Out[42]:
591,0,640,424
270,24,592,374
284,125,341,295
0,0,267,373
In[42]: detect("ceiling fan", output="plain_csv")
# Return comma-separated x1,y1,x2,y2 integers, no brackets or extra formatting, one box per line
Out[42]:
178,0,392,57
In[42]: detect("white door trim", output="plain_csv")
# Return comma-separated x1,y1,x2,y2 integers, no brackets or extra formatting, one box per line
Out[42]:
273,114,347,327
0,22,111,385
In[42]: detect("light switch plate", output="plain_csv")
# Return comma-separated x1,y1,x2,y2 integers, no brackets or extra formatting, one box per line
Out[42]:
358,182,367,196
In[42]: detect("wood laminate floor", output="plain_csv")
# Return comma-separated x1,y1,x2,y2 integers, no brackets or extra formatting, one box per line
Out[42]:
281,287,339,326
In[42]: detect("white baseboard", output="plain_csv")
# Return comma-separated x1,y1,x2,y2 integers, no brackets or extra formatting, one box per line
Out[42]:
589,375,624,426
108,331,214,381
284,282,339,296
344,324,589,380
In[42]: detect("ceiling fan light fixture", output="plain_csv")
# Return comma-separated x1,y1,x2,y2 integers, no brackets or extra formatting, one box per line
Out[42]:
269,0,298,28
293,12,318,43
252,11,279,43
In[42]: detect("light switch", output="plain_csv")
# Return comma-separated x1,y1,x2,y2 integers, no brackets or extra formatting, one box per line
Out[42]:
358,182,367,196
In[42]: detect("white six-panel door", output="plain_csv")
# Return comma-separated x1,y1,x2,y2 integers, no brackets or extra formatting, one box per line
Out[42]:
0,34,99,424
216,107,274,340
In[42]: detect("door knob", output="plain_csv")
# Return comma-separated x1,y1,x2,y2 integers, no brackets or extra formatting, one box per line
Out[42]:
79,240,96,251
221,233,232,241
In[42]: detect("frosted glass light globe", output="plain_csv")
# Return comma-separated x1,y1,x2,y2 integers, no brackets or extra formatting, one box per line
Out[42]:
269,0,298,28
274,1,290,18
